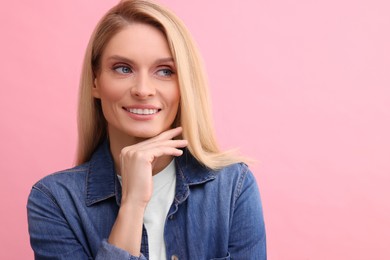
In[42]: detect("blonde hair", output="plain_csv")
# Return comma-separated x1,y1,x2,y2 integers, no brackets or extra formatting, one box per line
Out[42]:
77,0,244,169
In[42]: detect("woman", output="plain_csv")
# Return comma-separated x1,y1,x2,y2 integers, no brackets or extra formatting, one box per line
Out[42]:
27,0,266,259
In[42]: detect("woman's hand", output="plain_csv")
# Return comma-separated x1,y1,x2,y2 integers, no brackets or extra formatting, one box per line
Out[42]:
119,126,187,208
108,126,187,256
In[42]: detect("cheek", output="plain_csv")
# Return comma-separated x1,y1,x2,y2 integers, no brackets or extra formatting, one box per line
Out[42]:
98,78,127,103
170,84,181,108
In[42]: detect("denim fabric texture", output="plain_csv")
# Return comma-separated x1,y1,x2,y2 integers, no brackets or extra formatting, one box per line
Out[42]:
27,141,266,259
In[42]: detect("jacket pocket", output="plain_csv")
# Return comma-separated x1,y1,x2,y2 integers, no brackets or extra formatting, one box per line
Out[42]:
210,252,231,260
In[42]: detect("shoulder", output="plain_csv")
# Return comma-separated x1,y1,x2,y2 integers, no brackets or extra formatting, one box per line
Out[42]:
212,163,258,196
184,159,258,199
33,163,89,189
177,149,256,186
29,163,90,203
216,162,253,180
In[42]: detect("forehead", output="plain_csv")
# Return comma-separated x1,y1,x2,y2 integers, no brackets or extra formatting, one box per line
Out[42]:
102,23,172,61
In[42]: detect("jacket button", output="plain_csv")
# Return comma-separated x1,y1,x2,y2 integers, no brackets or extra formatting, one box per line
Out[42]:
169,215,174,220
171,255,179,260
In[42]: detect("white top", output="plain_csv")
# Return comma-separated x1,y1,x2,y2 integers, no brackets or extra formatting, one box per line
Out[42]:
117,159,176,260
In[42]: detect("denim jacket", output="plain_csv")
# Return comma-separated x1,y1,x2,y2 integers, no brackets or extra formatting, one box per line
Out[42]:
27,141,266,259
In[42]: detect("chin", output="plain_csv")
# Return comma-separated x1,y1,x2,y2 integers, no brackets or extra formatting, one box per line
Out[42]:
128,127,167,139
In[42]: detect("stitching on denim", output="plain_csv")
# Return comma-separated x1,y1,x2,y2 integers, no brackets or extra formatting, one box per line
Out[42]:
84,160,117,206
32,183,62,210
233,163,248,210
51,165,87,175
113,164,121,206
88,194,116,205
174,159,188,205
85,161,92,205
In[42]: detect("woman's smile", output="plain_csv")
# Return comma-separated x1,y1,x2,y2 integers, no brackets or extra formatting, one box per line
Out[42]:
92,23,180,144
122,105,162,120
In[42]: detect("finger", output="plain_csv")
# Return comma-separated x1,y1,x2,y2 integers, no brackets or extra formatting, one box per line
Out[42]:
147,126,183,142
138,139,188,151
121,139,187,157
144,146,186,160
120,147,185,170
121,128,186,153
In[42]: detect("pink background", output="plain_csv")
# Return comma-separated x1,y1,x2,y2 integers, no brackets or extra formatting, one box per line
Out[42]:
1,0,389,259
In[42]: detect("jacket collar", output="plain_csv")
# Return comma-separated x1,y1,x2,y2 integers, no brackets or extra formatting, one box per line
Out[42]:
174,148,217,204
85,141,121,207
85,140,216,207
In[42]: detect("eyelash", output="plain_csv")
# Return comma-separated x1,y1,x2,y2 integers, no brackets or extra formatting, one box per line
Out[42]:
111,64,175,78
156,68,175,77
112,65,132,74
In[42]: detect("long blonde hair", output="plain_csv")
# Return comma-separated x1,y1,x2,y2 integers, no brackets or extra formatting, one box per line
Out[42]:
77,0,244,169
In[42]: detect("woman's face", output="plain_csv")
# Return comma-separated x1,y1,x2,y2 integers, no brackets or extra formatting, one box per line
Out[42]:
93,23,180,144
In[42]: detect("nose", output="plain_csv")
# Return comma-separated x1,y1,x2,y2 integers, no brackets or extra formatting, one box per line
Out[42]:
130,72,156,98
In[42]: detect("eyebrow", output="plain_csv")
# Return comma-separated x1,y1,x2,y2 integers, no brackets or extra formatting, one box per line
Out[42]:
107,55,175,65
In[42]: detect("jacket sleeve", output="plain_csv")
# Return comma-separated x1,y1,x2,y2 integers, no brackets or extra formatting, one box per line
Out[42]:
27,184,146,260
228,167,267,259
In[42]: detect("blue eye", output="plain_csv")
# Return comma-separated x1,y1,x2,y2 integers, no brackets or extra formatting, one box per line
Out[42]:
157,68,174,77
114,66,132,74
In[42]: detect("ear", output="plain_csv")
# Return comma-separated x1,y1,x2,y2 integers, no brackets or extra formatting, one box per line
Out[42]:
92,78,101,98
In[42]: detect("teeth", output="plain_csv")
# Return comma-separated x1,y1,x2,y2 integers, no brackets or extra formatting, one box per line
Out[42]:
128,108,158,115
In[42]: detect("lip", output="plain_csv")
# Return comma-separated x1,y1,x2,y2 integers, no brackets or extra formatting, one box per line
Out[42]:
124,104,161,110
122,105,161,121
